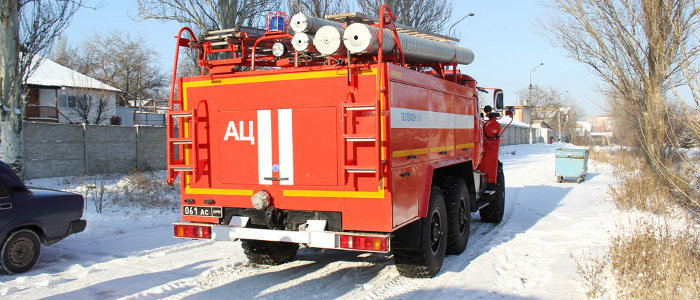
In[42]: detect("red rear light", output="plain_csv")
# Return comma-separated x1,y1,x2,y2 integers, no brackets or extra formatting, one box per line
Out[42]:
338,234,388,252
174,224,211,239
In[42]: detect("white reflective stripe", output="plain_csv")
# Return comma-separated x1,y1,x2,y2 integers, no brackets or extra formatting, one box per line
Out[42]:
278,109,294,185
257,110,272,185
455,114,474,129
390,107,474,129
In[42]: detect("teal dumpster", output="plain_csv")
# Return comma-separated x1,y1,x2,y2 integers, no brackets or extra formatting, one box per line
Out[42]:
555,147,589,183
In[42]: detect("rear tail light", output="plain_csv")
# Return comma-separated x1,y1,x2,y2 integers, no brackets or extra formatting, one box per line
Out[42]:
174,224,211,239
338,234,388,252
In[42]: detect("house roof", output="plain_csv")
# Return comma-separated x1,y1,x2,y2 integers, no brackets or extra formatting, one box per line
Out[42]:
26,57,121,92
498,116,531,128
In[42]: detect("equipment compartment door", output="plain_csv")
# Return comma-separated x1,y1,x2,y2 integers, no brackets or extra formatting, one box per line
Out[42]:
216,110,262,185
215,107,338,187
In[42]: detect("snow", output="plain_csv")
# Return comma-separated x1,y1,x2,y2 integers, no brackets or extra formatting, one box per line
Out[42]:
497,116,530,128
27,57,121,92
0,144,622,299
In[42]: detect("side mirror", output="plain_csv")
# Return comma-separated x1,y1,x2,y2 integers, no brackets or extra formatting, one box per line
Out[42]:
494,89,504,111
505,106,515,118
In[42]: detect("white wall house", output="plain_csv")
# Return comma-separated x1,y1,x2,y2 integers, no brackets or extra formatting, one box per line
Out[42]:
24,58,121,124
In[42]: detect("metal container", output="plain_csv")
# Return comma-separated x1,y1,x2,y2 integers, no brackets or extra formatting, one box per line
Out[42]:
313,26,345,55
342,23,474,65
292,32,315,52
290,13,343,33
555,147,589,183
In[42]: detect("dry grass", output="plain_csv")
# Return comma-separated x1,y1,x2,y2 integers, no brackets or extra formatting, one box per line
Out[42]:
119,171,177,209
578,218,700,299
590,147,699,214
580,147,700,298
609,163,675,214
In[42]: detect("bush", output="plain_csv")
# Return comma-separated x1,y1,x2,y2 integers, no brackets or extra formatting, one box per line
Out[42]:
578,218,700,298
118,171,177,209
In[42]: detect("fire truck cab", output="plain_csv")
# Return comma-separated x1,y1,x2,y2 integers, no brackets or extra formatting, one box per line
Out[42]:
168,5,511,278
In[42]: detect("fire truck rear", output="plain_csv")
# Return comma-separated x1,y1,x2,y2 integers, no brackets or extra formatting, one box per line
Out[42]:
168,5,512,278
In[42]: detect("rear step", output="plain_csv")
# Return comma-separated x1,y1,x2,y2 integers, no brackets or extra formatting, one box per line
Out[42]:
345,167,376,173
171,165,194,172
344,104,376,111
345,136,376,142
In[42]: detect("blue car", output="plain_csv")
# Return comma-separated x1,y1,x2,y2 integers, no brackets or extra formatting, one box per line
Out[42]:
0,161,86,274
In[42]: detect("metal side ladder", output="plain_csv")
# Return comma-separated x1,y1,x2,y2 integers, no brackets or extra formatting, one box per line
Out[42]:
341,92,384,185
166,99,210,185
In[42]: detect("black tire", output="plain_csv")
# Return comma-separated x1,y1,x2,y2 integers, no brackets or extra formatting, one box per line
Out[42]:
440,176,470,255
395,185,447,278
241,240,298,265
1,229,41,275
480,162,505,223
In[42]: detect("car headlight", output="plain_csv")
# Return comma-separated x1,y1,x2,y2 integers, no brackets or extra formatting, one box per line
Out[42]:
272,42,287,57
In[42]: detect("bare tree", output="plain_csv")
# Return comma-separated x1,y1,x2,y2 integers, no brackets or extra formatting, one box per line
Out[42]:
137,0,282,32
356,0,453,33
285,0,351,17
136,0,282,77
55,32,166,106
1,0,81,174
68,88,114,125
542,0,699,208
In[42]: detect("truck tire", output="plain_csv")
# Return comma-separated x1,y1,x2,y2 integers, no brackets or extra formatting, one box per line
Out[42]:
1,229,42,275
241,240,298,265
395,185,447,278
480,162,505,223
440,177,470,255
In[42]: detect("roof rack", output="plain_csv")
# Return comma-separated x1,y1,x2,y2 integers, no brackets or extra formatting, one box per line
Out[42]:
325,11,459,43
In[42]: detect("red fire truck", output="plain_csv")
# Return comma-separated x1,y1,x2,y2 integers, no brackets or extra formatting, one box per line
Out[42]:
168,5,512,277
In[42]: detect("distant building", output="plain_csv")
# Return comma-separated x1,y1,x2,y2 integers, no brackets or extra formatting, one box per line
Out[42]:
587,114,614,133
512,104,532,124
126,99,169,114
24,58,120,124
585,115,614,145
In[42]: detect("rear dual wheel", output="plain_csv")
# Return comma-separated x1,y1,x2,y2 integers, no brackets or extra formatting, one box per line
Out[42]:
441,177,471,255
395,185,447,278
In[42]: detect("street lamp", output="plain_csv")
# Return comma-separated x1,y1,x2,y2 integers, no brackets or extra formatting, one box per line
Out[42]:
528,62,544,102
528,62,543,144
448,13,475,36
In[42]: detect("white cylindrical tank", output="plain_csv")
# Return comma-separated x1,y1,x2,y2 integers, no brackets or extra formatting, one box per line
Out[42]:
313,26,346,56
342,23,474,65
290,13,343,33
292,32,315,52
343,23,396,55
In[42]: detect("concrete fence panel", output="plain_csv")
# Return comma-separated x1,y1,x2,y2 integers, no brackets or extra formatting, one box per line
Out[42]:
23,122,85,179
85,124,137,174
22,122,166,179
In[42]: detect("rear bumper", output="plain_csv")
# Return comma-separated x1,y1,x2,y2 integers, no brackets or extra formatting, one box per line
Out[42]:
68,219,87,235
174,217,390,253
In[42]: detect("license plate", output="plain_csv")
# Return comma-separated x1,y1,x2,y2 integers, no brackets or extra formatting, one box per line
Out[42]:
183,206,223,218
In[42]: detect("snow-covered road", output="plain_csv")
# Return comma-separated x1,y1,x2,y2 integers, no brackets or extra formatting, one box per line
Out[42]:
0,144,618,299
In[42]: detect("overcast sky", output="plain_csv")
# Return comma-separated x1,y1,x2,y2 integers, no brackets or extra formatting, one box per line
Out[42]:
62,0,605,117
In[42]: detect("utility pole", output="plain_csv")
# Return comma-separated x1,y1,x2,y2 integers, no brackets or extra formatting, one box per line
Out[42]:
528,62,543,144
